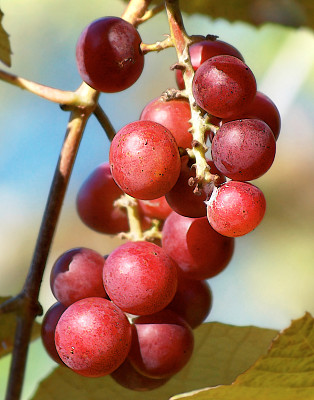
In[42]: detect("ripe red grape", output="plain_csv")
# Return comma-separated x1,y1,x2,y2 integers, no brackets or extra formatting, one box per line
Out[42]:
128,310,194,379
50,247,107,307
222,91,281,140
166,278,212,329
165,155,225,218
76,17,144,92
140,97,193,149
211,118,276,181
176,39,244,89
76,162,129,234
41,302,67,364
162,212,234,280
192,55,257,119
55,297,132,377
103,241,178,315
111,358,169,391
137,196,172,221
109,120,181,200
207,181,266,237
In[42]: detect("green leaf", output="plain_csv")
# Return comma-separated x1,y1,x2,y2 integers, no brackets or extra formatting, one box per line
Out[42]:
148,0,314,30
172,313,314,400
31,321,277,400
0,297,42,358
0,9,11,67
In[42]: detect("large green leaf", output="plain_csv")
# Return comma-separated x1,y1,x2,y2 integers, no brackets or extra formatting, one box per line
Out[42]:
172,313,314,400
31,321,276,400
0,297,42,358
0,9,11,66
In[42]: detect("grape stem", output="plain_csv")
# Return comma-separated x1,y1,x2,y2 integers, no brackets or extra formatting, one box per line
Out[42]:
165,0,219,192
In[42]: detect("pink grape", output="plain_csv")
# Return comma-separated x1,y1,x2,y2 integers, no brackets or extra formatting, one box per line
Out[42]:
211,118,276,181
137,196,172,221
165,155,225,218
50,247,107,307
41,302,67,364
207,181,266,237
140,97,193,149
176,39,244,89
76,17,144,93
192,55,257,119
128,310,194,379
103,241,178,315
109,120,181,200
55,297,132,377
162,212,234,280
76,162,129,234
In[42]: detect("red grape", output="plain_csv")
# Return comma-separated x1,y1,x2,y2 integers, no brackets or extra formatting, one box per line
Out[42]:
192,55,257,119
128,310,194,379
76,17,144,93
211,118,276,181
50,247,107,307
109,120,181,200
162,212,234,280
165,155,225,218
55,297,132,377
166,278,212,329
41,302,67,364
137,196,172,221
207,181,266,237
76,162,129,234
140,97,193,149
222,91,281,140
176,39,244,89
103,241,178,315
111,358,169,391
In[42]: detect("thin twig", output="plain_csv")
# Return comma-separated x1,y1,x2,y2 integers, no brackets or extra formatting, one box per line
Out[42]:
93,104,116,140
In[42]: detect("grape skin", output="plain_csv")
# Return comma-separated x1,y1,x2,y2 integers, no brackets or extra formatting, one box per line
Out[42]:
211,118,276,181
128,310,194,379
76,17,144,93
103,241,178,315
50,247,107,307
76,162,129,234
207,181,266,237
55,297,132,377
140,97,193,149
162,212,234,280
192,55,257,119
109,120,181,200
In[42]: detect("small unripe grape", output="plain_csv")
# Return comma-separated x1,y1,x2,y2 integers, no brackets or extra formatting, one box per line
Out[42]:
55,297,132,377
76,17,144,92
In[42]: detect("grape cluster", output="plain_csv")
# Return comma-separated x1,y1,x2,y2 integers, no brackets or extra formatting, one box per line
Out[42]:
41,15,281,391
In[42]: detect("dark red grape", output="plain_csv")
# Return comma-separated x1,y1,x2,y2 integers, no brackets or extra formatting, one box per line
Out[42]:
162,212,234,280
137,196,172,221
165,155,225,218
111,358,169,391
41,302,67,364
222,91,281,140
55,297,132,377
192,55,257,119
140,97,193,149
176,39,244,89
128,310,194,379
207,181,266,237
76,17,144,92
109,120,181,200
103,241,178,315
166,278,212,329
50,247,107,307
76,162,129,234
211,118,276,181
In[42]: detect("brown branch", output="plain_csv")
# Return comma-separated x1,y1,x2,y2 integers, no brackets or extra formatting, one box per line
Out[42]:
93,104,116,141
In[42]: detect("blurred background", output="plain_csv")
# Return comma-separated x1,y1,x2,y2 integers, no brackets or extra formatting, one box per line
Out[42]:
0,0,313,398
